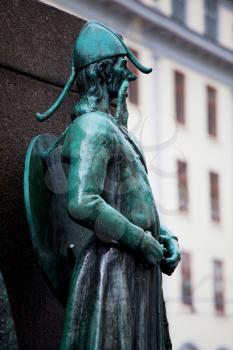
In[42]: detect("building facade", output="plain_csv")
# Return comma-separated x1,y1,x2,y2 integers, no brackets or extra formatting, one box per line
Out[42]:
41,0,233,349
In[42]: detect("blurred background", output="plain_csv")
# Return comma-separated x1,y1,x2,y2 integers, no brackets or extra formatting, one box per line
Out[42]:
40,0,233,349
0,0,232,349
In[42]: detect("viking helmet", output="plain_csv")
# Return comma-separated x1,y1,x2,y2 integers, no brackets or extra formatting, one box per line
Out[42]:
36,20,152,121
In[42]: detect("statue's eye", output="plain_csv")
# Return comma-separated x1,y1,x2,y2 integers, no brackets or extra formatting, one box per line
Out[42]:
121,59,127,68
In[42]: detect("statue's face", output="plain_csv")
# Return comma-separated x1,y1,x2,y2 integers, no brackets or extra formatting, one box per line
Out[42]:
108,56,137,99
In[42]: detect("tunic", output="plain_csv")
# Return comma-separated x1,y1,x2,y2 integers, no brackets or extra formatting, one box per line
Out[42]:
60,111,172,350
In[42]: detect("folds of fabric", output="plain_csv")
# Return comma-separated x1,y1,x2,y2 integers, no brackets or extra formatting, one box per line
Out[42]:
60,241,166,350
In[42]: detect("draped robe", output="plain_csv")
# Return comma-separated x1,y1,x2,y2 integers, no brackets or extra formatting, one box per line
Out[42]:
60,111,172,350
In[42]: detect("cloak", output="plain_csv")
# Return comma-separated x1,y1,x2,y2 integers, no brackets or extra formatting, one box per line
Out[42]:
24,111,172,350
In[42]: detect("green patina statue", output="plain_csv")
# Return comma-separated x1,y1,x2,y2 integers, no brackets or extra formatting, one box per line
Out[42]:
24,21,180,349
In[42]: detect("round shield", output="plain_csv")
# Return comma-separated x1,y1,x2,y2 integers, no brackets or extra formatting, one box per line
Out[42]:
24,133,94,306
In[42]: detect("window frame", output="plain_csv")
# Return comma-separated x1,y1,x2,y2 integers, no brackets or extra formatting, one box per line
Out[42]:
213,259,225,315
204,0,218,41
209,171,221,222
181,251,193,307
174,70,185,125
177,160,189,212
207,85,217,138
172,0,186,25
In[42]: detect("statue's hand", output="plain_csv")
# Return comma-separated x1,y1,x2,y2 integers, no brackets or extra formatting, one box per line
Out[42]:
140,231,166,265
159,235,181,276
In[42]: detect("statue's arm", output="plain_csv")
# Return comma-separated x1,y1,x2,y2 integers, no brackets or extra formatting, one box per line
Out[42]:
159,225,181,275
66,115,144,250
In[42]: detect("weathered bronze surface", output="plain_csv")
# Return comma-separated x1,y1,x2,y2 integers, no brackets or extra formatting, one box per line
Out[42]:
24,21,180,349
0,271,18,350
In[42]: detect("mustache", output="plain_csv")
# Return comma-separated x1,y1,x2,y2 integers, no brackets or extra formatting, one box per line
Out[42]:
126,71,137,81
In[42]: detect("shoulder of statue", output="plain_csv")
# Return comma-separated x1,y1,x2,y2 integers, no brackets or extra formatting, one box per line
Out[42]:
69,111,117,145
74,111,114,128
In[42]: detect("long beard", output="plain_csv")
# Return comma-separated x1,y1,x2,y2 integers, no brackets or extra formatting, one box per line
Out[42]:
114,79,129,127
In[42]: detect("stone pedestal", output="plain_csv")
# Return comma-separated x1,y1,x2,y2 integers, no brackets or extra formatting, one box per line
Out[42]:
0,1,85,348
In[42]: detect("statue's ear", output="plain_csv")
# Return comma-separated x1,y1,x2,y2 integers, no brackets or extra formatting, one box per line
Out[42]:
99,62,113,84
98,61,110,83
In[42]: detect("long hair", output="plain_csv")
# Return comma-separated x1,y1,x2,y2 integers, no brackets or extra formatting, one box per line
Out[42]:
72,57,118,118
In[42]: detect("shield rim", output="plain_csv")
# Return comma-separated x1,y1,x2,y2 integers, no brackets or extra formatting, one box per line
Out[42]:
24,133,66,306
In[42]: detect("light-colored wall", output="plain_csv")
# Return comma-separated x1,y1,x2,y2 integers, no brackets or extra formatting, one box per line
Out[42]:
141,0,206,34
141,0,233,52
127,51,233,350
141,0,172,16
40,0,233,52
219,2,233,50
186,0,205,34
149,56,233,350
38,1,233,349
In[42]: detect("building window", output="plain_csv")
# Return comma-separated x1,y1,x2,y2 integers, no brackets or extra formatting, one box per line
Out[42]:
172,0,186,24
128,48,139,105
174,70,185,124
177,160,188,212
181,251,193,306
204,0,218,40
209,171,220,222
207,86,217,137
213,260,225,314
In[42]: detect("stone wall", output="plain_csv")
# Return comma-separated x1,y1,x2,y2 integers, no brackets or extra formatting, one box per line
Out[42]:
0,1,85,348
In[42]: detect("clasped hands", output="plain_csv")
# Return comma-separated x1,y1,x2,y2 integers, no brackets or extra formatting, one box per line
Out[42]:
140,230,181,276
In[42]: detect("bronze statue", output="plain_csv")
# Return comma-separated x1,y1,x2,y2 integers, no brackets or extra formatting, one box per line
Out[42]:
24,21,180,349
